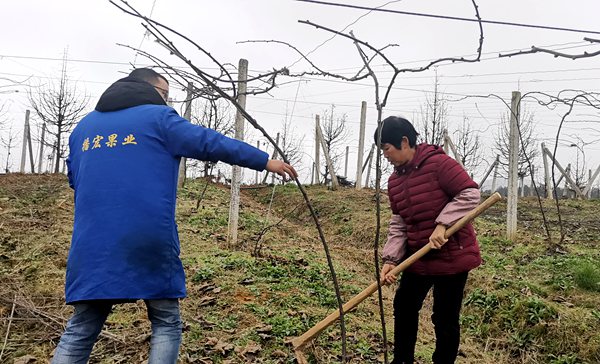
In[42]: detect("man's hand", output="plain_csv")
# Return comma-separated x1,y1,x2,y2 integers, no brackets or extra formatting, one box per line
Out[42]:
380,263,398,285
429,224,448,249
266,160,298,181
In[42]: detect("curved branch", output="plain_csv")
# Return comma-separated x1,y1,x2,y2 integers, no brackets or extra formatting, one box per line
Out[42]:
500,37,600,60
238,39,370,82
350,30,389,364
110,0,349,358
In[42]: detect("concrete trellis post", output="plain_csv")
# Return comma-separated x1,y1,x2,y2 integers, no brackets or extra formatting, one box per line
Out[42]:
506,91,520,240
583,166,600,198
542,145,585,198
563,164,572,198
20,110,31,173
355,101,367,189
315,122,339,190
37,123,46,174
255,141,260,184
178,82,193,188
479,155,499,189
262,133,279,184
364,143,375,188
491,157,499,193
541,142,553,199
442,129,449,154
315,115,321,185
588,169,592,198
227,59,248,247
443,130,464,168
344,146,349,178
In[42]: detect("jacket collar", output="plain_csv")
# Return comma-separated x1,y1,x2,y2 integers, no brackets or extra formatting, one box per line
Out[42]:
95,76,166,112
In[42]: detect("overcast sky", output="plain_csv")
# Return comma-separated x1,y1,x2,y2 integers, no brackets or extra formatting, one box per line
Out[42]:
1,0,600,185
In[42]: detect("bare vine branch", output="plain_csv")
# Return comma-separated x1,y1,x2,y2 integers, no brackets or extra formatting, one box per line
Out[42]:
350,30,390,364
450,90,600,248
499,37,600,60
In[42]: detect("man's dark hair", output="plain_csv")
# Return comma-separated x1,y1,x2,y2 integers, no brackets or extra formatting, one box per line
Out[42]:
374,116,419,149
128,68,168,85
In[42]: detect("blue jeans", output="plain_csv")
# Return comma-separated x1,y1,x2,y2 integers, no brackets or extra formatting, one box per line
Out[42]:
51,299,182,364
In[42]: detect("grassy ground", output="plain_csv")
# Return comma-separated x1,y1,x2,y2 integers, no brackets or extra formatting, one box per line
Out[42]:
0,174,598,363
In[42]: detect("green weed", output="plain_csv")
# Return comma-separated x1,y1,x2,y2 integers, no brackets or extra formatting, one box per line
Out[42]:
573,261,600,292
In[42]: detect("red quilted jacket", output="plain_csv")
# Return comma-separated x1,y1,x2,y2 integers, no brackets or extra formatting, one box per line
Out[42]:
387,144,481,275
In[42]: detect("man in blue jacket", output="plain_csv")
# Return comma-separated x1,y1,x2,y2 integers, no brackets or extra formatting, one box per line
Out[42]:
52,68,297,363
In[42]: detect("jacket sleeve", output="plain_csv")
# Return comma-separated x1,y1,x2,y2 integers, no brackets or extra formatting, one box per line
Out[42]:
382,214,407,265
435,187,480,226
160,108,268,171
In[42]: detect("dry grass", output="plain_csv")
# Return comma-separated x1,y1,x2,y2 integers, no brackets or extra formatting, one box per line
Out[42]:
0,175,598,363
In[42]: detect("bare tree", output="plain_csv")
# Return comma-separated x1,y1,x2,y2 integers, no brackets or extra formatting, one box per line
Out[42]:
494,105,538,180
319,104,348,181
567,135,589,189
453,116,483,174
0,75,30,95
0,124,18,173
279,109,304,168
0,103,7,129
418,71,448,145
188,98,234,177
28,54,89,173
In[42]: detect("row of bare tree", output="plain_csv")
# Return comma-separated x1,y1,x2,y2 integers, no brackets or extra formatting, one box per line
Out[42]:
0,68,587,195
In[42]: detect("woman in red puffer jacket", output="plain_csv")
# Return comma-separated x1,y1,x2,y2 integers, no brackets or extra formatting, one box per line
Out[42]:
377,116,481,364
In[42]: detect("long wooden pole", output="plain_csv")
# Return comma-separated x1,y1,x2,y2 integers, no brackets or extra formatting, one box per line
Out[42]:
292,192,502,351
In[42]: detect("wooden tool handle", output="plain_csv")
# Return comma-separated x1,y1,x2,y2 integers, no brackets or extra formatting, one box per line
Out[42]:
291,192,502,350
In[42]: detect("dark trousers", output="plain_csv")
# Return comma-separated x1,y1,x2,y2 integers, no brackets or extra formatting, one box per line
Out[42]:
392,271,468,364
